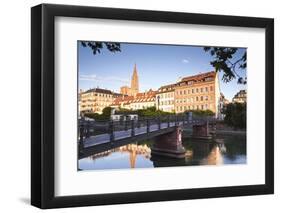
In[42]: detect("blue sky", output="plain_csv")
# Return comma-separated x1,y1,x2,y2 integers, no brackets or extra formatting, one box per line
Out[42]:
78,42,246,101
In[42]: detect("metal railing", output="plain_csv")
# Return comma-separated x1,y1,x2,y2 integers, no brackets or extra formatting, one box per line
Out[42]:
78,114,216,145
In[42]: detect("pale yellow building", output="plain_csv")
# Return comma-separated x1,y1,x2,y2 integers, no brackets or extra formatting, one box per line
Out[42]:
129,90,156,110
174,71,221,117
156,84,175,113
232,90,247,103
111,90,156,110
79,88,121,114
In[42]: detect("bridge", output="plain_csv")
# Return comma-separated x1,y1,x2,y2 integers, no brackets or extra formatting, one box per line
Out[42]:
78,115,216,159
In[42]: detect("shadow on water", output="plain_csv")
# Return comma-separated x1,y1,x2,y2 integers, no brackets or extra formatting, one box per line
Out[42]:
78,133,246,171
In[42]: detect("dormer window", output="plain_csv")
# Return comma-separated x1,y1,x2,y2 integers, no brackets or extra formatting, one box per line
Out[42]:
187,81,193,85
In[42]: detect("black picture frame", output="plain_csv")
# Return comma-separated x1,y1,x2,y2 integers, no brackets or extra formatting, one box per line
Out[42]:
31,3,274,209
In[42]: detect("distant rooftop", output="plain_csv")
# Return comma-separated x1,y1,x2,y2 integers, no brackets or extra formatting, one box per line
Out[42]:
180,71,216,82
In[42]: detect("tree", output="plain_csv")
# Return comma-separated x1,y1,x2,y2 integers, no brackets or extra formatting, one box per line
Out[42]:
80,41,121,55
204,47,247,84
223,103,246,129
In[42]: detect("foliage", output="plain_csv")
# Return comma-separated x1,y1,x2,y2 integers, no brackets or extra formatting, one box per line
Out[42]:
80,41,121,55
84,107,112,121
204,47,247,84
102,107,112,117
186,109,215,117
116,106,174,118
223,103,246,129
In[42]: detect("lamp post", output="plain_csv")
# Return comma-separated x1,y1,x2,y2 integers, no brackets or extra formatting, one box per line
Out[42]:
157,95,160,110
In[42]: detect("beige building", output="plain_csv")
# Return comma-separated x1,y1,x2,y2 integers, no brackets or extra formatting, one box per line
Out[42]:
174,71,221,117
130,90,156,110
156,84,175,113
79,88,122,114
232,89,247,103
111,89,156,110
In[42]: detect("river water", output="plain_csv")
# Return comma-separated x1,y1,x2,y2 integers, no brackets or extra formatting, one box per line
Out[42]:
78,133,246,171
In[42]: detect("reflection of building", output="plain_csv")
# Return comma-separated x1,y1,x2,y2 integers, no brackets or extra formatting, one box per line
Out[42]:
120,64,139,96
232,89,247,103
90,144,151,168
156,84,175,113
200,145,223,165
174,71,221,117
79,88,122,114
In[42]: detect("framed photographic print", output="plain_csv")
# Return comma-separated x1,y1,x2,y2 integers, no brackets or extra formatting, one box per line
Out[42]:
31,3,274,209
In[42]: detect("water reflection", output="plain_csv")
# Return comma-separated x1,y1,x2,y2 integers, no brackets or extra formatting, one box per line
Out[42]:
78,134,246,171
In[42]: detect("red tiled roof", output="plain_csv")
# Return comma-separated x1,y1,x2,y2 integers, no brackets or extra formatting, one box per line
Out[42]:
181,71,216,82
111,90,156,106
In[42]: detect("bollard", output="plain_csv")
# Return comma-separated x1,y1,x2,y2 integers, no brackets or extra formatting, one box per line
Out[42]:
158,117,161,130
109,120,114,142
167,115,170,127
124,119,128,131
79,124,84,149
146,119,150,133
131,119,135,136
85,121,90,138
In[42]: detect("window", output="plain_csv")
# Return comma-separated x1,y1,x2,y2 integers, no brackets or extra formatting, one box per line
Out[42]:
184,90,186,95
201,88,203,93
188,90,190,94
201,105,204,110
201,96,203,101
196,97,199,101
205,96,208,101
188,81,193,85
205,77,214,81
210,86,213,91
192,89,194,93
205,87,208,92
196,88,199,93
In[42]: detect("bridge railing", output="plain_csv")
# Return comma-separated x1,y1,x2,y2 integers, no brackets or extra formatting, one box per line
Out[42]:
78,114,216,145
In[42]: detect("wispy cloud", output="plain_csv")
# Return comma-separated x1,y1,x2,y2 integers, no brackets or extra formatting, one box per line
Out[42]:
182,58,189,64
79,74,129,84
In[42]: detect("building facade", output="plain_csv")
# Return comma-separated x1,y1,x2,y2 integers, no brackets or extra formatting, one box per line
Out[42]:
111,89,156,110
174,71,221,117
130,90,156,110
156,84,175,113
232,89,247,103
79,88,122,114
120,64,139,96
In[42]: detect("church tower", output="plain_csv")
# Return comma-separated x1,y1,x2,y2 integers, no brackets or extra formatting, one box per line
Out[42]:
130,64,139,96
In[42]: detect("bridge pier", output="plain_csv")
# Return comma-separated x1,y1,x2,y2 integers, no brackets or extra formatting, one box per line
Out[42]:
192,121,212,140
151,126,186,159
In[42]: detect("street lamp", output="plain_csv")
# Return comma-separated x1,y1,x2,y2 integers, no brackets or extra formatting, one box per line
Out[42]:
157,95,160,110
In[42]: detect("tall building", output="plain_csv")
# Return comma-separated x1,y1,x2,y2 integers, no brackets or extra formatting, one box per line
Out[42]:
120,64,139,96
79,88,122,115
232,90,247,103
174,71,221,117
130,64,139,96
156,84,175,113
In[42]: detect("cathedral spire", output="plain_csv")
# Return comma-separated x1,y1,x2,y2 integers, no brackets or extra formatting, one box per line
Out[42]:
130,63,139,96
